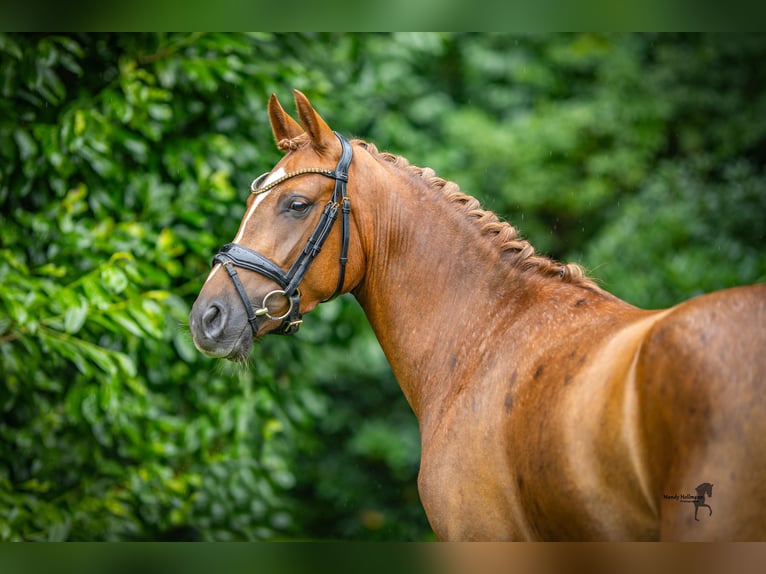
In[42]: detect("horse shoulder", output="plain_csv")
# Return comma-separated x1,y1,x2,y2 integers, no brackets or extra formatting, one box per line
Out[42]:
517,306,670,539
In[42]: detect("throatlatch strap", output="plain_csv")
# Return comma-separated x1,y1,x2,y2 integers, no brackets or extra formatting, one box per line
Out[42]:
327,131,353,300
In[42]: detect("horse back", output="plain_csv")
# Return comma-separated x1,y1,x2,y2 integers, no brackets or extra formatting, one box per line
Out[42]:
637,284,766,539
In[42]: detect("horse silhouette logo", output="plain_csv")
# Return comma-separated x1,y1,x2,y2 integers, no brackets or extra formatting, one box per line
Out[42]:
681,482,713,521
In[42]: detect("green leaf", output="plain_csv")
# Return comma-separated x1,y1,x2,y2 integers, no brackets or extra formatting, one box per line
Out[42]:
101,267,128,294
110,310,144,338
13,128,37,160
113,352,137,378
47,520,70,542
63,298,88,334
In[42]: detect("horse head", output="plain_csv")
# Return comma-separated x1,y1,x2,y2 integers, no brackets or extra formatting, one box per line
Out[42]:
697,482,714,499
189,90,364,361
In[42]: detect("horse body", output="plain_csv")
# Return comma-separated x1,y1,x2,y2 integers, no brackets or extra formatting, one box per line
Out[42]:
366,258,766,540
190,90,766,540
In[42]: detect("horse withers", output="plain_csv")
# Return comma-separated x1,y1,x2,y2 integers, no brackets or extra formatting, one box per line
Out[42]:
189,90,766,541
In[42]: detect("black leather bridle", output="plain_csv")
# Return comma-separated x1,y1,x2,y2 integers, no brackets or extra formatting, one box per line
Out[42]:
212,132,352,336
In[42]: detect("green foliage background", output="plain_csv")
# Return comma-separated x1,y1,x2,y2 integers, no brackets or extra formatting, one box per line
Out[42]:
1,33,765,541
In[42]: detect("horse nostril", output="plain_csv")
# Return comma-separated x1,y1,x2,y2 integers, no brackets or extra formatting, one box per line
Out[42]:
202,302,227,339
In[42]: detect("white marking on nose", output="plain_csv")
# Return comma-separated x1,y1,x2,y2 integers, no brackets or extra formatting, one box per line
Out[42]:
202,167,286,285
204,262,221,285
233,167,285,245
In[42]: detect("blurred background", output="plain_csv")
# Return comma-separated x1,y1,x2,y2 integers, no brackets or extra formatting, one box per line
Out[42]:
1,33,765,541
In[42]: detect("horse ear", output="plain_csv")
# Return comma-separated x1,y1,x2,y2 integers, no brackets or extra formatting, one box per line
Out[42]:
268,93,303,146
293,89,337,152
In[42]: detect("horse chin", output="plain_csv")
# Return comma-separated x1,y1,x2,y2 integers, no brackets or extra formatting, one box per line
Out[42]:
224,328,255,363
226,345,253,363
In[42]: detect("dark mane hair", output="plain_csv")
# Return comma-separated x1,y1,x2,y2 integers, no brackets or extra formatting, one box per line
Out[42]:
355,139,598,288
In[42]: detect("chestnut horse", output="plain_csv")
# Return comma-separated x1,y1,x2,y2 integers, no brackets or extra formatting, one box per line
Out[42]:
189,90,766,541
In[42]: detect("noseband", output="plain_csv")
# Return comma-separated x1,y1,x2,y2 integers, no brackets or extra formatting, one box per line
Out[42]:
212,132,352,336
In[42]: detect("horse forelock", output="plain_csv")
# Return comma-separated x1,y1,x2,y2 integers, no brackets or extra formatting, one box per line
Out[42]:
277,133,310,152
354,139,596,287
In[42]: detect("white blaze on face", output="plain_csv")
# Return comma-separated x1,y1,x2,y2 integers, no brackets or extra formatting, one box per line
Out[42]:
204,167,286,285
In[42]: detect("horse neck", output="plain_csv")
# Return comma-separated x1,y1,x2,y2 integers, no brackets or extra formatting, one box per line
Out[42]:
350,151,566,423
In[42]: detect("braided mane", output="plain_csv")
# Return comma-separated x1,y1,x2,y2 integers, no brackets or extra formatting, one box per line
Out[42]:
355,139,597,287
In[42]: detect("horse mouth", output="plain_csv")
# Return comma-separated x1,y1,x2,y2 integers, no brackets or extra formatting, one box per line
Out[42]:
191,321,254,362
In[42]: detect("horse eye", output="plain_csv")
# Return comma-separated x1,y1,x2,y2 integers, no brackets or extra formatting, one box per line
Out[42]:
288,199,311,213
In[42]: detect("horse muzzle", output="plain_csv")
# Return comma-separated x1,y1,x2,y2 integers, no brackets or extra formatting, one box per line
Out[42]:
189,293,255,361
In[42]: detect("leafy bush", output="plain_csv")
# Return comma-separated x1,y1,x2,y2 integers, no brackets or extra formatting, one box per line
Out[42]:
0,32,350,541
